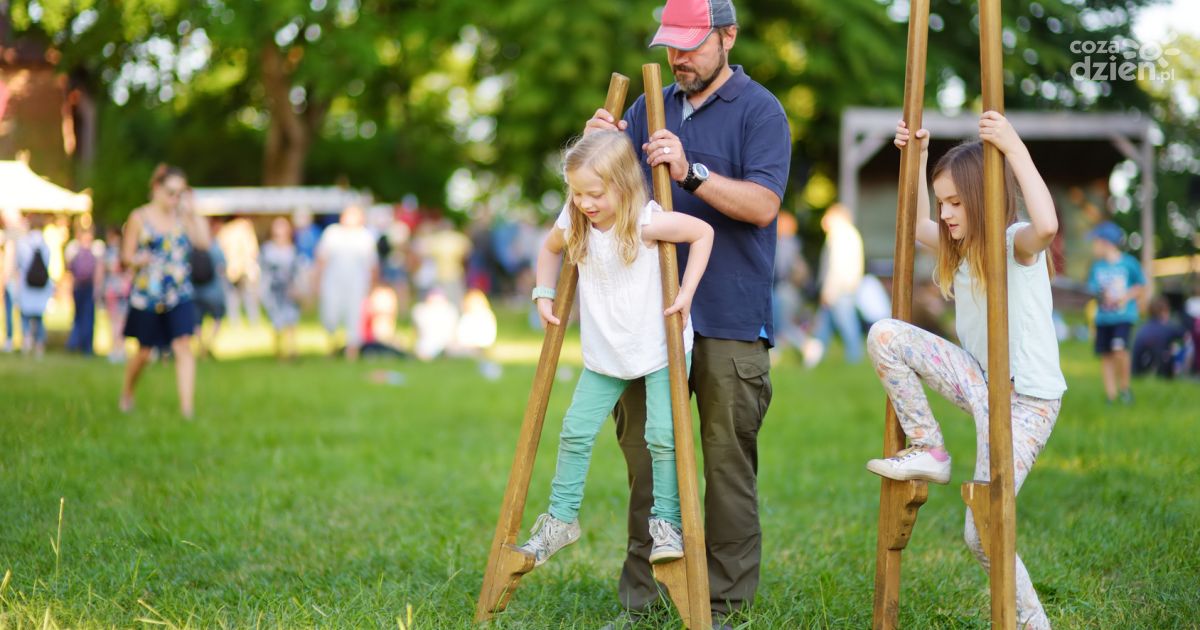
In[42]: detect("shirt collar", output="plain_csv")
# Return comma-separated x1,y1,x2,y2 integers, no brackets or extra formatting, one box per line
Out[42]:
670,64,751,107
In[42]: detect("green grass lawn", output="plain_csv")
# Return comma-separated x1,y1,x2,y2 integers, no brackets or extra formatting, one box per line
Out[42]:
1,312,1197,628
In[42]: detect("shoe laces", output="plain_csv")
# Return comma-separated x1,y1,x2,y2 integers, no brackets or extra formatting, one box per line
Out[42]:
892,446,927,462
525,513,562,552
649,519,682,546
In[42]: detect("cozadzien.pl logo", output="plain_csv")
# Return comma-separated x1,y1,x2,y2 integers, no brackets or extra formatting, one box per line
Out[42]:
1070,36,1180,82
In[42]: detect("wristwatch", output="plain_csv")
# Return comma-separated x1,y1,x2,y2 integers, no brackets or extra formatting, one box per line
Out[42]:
680,162,710,193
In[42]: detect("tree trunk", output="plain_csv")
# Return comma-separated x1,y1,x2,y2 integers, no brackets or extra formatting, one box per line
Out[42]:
260,45,326,186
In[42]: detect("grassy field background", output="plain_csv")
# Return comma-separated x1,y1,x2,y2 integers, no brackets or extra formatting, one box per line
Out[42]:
1,310,1197,628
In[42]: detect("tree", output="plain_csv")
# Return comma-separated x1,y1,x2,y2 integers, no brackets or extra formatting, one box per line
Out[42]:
453,0,1159,218
5,0,1170,225
1130,31,1200,260
8,0,467,191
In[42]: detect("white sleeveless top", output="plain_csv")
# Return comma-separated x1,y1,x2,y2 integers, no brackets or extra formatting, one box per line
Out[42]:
953,222,1067,400
556,200,694,379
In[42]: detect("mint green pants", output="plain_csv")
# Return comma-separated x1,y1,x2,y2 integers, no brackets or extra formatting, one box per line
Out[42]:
548,356,689,527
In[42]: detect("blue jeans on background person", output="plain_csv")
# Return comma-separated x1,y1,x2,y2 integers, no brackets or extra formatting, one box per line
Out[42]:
814,293,864,363
67,284,96,354
3,287,13,345
21,314,46,345
773,282,805,349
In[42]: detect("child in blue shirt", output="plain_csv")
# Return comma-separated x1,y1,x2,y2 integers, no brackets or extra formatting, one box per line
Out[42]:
1086,221,1145,404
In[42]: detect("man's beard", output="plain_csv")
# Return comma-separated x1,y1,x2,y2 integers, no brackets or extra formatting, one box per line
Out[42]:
673,43,727,95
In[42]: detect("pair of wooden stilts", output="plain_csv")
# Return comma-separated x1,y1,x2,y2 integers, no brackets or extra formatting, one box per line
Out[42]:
479,0,1019,626
475,66,712,630
875,0,1020,628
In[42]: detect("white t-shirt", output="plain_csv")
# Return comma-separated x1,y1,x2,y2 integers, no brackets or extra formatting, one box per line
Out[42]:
818,220,864,304
317,224,377,302
953,222,1067,400
556,201,693,379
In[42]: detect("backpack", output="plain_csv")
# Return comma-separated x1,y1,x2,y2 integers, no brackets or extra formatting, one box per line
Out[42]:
189,248,216,285
69,248,97,283
25,248,49,288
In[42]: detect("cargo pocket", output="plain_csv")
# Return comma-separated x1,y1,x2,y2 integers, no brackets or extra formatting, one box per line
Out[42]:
732,351,772,435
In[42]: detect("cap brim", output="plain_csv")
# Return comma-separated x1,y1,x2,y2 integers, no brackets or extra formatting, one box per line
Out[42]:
649,25,712,51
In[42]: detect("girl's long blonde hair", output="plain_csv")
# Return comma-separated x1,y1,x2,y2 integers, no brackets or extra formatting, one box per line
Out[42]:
931,141,1019,298
561,131,648,266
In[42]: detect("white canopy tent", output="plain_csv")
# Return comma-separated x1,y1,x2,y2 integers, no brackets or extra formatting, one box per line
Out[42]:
0,159,92,213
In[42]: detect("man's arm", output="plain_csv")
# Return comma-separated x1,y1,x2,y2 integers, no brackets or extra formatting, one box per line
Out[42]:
643,110,789,228
689,174,780,227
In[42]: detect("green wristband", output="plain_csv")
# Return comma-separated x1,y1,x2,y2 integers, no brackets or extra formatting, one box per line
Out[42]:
531,286,556,302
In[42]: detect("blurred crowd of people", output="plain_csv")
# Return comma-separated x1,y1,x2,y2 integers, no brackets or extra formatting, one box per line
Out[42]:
772,204,893,368
0,191,556,366
3,195,1198,386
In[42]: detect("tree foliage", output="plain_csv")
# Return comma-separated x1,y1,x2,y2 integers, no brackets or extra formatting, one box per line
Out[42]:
5,0,1177,229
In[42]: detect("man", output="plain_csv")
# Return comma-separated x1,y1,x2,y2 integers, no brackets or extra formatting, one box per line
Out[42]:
586,0,791,625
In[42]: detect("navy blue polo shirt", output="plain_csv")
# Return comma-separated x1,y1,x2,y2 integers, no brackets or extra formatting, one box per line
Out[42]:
623,65,791,345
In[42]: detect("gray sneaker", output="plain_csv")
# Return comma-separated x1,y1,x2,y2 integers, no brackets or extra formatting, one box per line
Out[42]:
516,513,580,566
648,517,684,564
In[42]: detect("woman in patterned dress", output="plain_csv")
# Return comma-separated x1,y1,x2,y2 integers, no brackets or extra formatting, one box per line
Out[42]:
119,165,210,419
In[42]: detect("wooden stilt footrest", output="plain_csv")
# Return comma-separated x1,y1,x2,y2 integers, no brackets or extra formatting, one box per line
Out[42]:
478,545,538,617
961,481,992,560
653,559,702,629
881,478,929,551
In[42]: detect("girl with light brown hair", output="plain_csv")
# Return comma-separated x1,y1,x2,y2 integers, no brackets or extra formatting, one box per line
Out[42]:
865,113,1065,629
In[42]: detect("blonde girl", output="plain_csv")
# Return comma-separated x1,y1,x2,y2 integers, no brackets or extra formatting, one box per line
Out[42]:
517,130,714,568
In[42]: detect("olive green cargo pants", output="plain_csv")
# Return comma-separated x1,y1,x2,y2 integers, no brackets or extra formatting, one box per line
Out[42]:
613,335,772,618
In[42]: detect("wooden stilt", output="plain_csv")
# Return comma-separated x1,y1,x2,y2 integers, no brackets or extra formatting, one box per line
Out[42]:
871,0,930,628
642,62,712,630
474,73,631,623
978,0,1018,627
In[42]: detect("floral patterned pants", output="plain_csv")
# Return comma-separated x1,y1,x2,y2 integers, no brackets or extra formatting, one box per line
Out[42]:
867,318,1061,630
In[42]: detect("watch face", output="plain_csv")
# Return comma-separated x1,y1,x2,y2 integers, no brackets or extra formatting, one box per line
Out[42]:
694,163,710,180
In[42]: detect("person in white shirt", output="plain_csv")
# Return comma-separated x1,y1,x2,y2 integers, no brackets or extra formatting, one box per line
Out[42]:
807,203,865,365
866,113,1066,630
516,131,713,571
315,205,378,361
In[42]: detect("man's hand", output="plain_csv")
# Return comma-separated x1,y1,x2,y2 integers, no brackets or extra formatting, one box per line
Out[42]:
584,108,628,135
644,129,689,182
